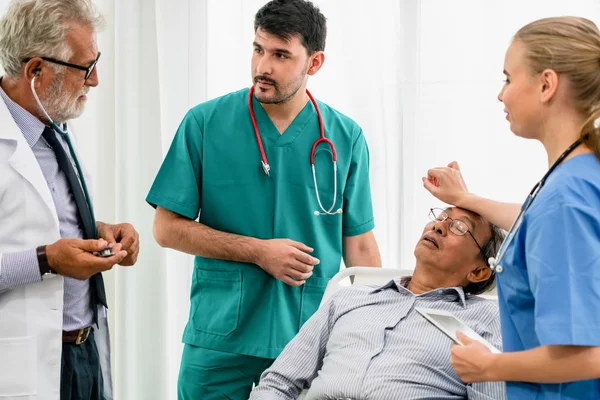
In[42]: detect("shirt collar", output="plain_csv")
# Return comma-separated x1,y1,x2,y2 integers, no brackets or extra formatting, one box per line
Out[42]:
0,77,47,148
370,276,468,307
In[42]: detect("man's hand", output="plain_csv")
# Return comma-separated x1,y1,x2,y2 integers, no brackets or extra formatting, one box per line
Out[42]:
46,238,128,280
254,239,320,286
450,331,499,383
97,222,140,266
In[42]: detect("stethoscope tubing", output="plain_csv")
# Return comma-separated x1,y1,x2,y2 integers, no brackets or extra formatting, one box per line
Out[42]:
248,87,341,216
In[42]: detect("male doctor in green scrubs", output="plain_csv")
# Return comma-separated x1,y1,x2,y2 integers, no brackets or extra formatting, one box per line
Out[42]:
147,0,381,398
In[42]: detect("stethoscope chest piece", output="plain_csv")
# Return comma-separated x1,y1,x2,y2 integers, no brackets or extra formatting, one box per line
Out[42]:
261,160,270,176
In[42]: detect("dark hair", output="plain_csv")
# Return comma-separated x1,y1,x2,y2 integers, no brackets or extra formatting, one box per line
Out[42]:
254,0,327,54
464,223,506,295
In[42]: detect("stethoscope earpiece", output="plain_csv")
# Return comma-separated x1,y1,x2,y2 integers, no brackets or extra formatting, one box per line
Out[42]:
488,256,498,272
314,208,343,217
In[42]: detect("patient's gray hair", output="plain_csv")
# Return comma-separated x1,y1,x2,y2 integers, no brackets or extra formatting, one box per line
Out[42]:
0,0,104,79
464,223,506,295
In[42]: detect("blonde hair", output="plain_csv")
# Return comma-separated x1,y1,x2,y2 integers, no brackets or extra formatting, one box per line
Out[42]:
0,0,104,79
514,17,600,159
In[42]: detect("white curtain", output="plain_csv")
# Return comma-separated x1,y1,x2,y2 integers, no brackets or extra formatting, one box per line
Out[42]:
1,0,599,398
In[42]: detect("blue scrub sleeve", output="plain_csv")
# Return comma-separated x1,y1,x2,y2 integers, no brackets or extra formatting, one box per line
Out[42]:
342,131,375,237
526,203,600,346
146,110,204,220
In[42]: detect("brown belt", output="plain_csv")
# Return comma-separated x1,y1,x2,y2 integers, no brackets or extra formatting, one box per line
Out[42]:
62,327,92,345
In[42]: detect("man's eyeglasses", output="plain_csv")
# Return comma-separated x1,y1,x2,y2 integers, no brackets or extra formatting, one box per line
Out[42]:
429,208,485,258
23,52,101,81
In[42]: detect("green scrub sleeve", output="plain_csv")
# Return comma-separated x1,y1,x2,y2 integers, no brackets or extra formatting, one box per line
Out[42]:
342,131,375,237
146,109,204,220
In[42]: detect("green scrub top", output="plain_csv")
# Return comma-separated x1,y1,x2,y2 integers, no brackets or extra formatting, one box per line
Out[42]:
147,88,375,359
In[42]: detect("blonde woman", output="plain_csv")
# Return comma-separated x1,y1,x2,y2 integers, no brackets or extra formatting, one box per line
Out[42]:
424,17,600,400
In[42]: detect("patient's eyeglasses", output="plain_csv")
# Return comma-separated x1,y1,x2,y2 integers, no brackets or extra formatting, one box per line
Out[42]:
429,208,485,258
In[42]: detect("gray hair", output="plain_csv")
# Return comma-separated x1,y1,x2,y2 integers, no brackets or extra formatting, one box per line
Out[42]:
464,223,506,295
0,0,104,79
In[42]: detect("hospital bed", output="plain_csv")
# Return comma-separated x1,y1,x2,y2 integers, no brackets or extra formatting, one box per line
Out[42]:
320,266,412,304
295,266,498,400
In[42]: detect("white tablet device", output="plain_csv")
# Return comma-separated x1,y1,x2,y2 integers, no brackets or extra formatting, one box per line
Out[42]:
415,307,501,354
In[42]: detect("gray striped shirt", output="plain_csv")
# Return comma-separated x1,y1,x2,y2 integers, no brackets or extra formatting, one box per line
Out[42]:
251,278,505,400
0,82,93,331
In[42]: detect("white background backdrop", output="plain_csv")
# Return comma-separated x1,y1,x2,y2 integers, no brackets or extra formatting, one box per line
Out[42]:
1,0,599,398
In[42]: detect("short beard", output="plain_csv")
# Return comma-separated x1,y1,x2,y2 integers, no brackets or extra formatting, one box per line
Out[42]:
253,73,306,105
39,72,88,123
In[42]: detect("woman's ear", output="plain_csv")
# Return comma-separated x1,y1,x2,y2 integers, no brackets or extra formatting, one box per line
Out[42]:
539,68,559,104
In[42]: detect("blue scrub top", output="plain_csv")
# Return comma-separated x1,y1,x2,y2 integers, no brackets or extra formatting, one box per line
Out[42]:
147,88,375,359
497,153,600,399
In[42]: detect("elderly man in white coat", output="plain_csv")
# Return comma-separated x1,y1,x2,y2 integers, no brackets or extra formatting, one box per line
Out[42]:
0,1,139,399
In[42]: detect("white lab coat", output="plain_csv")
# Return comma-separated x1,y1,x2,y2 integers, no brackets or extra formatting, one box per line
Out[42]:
0,100,113,399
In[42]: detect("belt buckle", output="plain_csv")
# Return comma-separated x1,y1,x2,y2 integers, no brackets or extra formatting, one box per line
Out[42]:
75,328,89,345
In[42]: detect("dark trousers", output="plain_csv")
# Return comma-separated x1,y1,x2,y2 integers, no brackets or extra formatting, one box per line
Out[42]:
60,330,104,400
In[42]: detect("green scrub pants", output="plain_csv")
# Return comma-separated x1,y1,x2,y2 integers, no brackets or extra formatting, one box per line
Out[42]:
177,344,275,400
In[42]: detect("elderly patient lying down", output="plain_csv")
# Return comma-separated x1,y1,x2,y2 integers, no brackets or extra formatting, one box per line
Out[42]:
250,207,507,400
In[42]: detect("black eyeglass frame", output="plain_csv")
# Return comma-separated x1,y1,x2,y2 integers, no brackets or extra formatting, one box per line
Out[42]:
23,52,101,81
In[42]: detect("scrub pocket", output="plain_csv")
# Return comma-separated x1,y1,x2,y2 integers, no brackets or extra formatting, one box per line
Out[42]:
299,276,330,327
191,269,242,336
0,336,37,396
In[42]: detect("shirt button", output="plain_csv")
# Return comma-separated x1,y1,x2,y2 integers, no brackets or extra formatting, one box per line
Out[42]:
496,265,504,273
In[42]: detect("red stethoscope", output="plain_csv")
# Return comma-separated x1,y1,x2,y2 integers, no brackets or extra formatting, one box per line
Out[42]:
248,87,342,216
